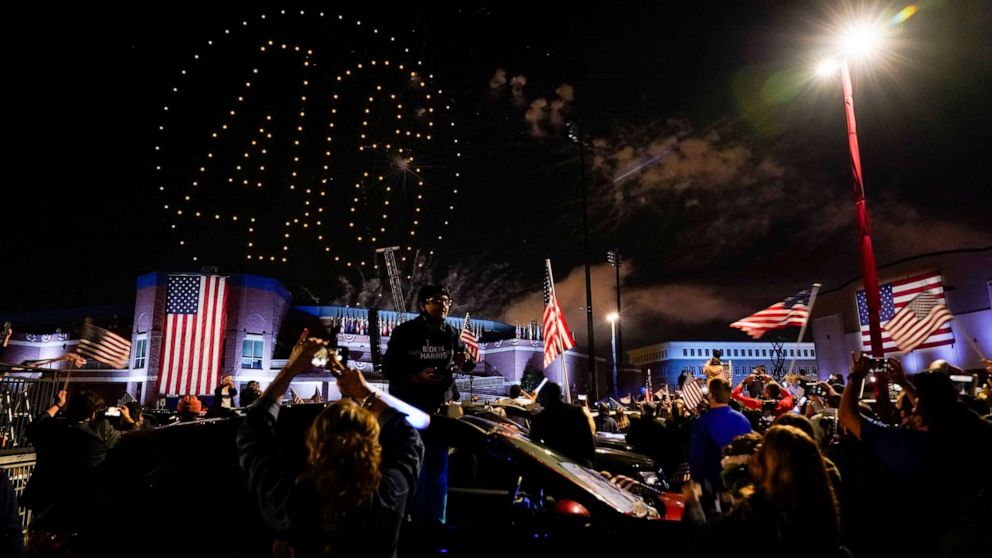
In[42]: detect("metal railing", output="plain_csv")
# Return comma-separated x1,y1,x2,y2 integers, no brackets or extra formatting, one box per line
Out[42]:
1,374,65,452
0,451,36,532
454,376,505,391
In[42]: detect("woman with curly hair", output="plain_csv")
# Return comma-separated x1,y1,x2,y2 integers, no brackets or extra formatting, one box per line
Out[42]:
238,331,424,557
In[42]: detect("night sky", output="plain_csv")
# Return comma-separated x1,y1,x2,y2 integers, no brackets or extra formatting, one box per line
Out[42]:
4,1,990,351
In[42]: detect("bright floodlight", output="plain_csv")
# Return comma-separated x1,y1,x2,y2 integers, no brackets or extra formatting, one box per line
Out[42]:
816,59,839,77
606,312,619,323
841,22,882,58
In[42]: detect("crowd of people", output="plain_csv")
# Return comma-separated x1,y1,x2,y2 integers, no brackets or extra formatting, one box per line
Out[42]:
4,282,991,557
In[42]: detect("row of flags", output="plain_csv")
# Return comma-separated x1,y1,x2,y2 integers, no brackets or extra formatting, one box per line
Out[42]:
515,321,544,341
328,312,490,339
731,270,954,355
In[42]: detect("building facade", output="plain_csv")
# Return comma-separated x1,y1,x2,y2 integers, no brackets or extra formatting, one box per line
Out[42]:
811,246,992,375
627,340,818,389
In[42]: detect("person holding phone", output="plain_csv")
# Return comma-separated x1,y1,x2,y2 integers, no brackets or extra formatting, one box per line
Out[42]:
238,331,423,557
213,374,238,411
382,285,475,525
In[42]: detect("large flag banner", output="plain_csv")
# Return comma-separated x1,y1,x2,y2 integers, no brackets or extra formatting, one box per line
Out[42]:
730,288,812,339
856,271,953,354
543,260,576,368
459,313,480,361
157,275,229,395
77,319,131,369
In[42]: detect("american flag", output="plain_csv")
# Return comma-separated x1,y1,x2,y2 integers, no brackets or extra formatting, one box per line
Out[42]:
157,275,229,395
543,260,576,368
786,383,805,400
856,271,953,354
459,313,480,361
730,289,812,339
77,319,131,369
885,292,954,353
681,378,705,410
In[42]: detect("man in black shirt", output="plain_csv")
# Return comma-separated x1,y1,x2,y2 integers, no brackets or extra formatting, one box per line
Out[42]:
383,286,468,414
383,285,474,525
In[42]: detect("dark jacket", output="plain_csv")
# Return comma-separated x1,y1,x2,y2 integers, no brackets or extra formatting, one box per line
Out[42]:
383,316,461,413
237,399,424,557
213,385,238,409
1,471,24,558
21,413,120,514
530,403,596,467
626,416,672,471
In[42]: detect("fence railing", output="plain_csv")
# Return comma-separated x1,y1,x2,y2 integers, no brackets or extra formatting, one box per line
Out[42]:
1,451,36,532
454,376,505,391
1,374,66,452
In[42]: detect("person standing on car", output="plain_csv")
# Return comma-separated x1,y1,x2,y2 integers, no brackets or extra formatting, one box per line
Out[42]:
238,331,424,558
382,285,475,525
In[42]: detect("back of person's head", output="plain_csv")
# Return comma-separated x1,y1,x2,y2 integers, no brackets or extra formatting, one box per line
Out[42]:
913,371,959,428
752,425,839,535
306,399,382,528
66,391,103,422
723,431,763,458
597,402,611,415
538,382,562,407
177,395,202,420
640,402,656,418
508,384,523,398
764,383,782,399
827,393,842,408
772,413,815,441
708,377,732,404
125,402,142,420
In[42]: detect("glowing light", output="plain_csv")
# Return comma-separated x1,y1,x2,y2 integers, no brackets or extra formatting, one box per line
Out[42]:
840,21,883,58
816,59,839,77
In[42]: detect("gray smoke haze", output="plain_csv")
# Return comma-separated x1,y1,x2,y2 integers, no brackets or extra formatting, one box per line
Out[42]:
501,261,752,346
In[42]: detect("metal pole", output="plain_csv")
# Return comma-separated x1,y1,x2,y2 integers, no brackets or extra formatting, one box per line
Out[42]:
787,283,822,377
578,127,598,400
610,319,618,398
613,251,623,392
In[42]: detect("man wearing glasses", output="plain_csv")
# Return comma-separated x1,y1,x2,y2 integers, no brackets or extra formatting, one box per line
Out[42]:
383,284,475,525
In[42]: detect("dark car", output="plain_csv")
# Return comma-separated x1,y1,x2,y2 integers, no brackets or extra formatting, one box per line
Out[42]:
29,403,684,556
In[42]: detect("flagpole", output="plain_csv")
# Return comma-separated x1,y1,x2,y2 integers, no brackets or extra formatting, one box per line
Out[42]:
956,320,988,362
787,283,822,378
558,351,571,404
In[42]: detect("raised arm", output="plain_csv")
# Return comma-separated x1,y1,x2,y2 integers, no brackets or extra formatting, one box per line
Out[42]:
839,352,870,439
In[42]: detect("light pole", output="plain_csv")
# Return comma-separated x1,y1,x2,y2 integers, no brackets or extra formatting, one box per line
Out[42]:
817,24,885,359
607,312,619,398
817,20,893,418
606,249,623,396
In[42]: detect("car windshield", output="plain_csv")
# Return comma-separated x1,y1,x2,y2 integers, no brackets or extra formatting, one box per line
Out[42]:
494,428,656,518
